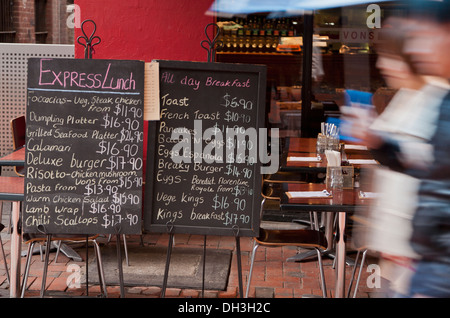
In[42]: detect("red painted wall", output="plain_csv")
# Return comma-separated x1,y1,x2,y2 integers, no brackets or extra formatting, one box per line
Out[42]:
74,0,215,62
73,0,215,178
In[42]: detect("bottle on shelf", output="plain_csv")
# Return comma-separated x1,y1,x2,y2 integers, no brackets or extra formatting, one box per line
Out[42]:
216,15,301,53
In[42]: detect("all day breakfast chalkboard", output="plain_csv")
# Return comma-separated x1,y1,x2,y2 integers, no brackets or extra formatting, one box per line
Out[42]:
24,58,144,235
144,60,267,237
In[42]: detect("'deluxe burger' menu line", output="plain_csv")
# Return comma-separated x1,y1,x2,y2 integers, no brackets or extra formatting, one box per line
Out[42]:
24,58,144,235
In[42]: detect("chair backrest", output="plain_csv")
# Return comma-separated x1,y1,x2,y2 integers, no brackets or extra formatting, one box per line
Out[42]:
10,115,26,150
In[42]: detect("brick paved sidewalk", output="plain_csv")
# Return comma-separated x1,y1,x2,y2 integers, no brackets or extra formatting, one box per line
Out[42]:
0,231,387,298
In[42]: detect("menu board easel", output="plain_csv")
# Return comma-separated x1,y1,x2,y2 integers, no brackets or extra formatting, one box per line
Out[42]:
145,23,267,297
24,20,144,297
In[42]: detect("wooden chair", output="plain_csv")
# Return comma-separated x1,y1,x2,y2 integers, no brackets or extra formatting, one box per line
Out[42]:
9,115,26,177
20,232,107,298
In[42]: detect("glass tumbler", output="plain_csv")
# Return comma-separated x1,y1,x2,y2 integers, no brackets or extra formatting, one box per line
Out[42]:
326,166,344,190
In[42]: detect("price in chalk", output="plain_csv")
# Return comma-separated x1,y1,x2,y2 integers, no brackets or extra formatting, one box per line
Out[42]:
114,104,143,119
101,113,121,129
107,156,143,171
212,195,247,211
232,185,254,197
212,194,229,210
112,192,140,205
225,137,254,151
85,184,119,196
118,127,144,143
224,164,253,179
101,213,139,229
226,152,257,165
88,202,122,215
101,114,141,130
224,110,251,123
221,93,253,110
119,175,143,189
223,212,250,226
97,141,141,158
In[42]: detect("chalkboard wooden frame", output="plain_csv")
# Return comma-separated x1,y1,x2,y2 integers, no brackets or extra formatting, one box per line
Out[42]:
24,57,145,235
144,60,267,237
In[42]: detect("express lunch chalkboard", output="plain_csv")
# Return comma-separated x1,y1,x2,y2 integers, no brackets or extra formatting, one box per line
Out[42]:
144,60,267,237
24,58,144,235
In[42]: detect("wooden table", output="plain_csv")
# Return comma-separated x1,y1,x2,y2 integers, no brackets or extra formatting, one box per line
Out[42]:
285,137,318,153
0,148,25,298
281,137,377,175
280,183,372,298
0,147,25,166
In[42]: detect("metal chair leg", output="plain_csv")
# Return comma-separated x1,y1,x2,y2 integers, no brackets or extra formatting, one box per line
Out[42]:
40,235,52,298
352,249,368,298
107,234,129,266
93,239,108,298
245,240,259,298
0,236,10,285
54,240,62,263
347,249,360,297
21,242,35,298
316,248,327,298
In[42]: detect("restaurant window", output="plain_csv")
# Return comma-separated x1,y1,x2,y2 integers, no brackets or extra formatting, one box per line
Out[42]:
35,0,48,44
215,2,410,146
0,0,15,43
216,14,304,141
312,3,410,117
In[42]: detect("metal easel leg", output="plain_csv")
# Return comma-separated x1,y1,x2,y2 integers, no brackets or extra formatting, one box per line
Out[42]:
85,236,89,296
116,234,125,298
233,226,243,298
161,230,174,298
21,241,35,298
201,235,206,298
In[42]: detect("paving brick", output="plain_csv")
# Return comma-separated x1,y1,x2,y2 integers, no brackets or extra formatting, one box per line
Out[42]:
180,288,200,298
255,287,274,298
218,286,237,298
164,287,181,297
274,287,294,298
0,232,384,299
142,286,161,296
48,275,69,292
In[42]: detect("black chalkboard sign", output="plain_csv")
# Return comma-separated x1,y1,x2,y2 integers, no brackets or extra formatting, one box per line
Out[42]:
24,58,144,235
144,60,267,237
